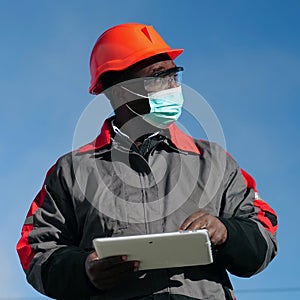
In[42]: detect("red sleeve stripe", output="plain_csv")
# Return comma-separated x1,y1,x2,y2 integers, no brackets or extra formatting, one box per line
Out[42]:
16,223,35,271
254,200,278,235
240,169,278,234
16,164,56,271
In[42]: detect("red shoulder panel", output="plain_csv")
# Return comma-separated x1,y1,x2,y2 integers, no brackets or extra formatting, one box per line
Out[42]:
240,168,258,192
168,123,201,154
77,118,113,153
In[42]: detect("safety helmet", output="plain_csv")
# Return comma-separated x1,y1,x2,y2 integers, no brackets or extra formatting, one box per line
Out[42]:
89,23,183,94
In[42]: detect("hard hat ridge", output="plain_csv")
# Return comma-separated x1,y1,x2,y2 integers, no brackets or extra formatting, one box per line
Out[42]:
141,26,153,42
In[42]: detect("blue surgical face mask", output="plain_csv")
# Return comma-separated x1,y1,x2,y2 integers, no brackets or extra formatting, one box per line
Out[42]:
122,86,184,129
144,86,184,128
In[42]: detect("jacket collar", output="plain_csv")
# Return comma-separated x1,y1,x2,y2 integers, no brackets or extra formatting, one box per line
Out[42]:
77,117,113,153
77,117,200,155
168,123,200,154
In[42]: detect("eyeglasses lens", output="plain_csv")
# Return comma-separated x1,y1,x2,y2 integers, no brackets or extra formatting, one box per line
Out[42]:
144,67,183,92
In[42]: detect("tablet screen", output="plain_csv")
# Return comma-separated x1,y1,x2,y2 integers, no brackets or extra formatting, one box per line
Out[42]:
93,230,213,270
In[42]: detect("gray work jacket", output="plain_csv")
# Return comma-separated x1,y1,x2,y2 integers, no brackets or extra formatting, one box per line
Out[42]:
17,118,278,300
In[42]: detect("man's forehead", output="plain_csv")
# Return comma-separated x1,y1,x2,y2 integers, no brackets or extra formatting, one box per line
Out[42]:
135,60,176,77
127,53,176,77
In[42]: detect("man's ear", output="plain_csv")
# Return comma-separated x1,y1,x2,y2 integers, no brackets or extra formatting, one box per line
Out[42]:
104,85,127,110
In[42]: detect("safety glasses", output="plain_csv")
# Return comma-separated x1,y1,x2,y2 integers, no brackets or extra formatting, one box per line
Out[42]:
119,66,184,95
144,66,184,92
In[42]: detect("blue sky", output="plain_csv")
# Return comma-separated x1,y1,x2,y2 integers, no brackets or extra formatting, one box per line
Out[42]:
1,1,300,299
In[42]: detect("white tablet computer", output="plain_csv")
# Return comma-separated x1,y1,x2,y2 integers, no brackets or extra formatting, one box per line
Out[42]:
93,230,213,270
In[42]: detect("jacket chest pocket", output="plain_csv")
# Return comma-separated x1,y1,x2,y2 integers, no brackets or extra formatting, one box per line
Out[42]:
80,166,130,237
97,184,130,236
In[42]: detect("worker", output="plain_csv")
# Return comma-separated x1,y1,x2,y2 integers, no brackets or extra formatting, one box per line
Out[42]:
17,23,278,300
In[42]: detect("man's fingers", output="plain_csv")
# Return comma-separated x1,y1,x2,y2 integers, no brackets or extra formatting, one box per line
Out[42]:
101,255,127,270
179,210,228,246
209,225,227,245
91,260,140,291
106,260,140,279
86,254,130,288
96,255,128,270
87,251,99,261
179,210,208,230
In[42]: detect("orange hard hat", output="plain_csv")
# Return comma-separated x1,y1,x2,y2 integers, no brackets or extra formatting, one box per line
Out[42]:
89,23,184,94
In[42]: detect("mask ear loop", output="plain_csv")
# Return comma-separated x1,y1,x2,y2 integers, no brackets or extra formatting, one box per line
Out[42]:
121,85,148,99
126,103,142,117
120,86,148,117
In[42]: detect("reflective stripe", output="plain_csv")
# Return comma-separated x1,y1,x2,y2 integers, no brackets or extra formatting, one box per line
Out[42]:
16,163,56,271
24,215,34,225
255,192,263,201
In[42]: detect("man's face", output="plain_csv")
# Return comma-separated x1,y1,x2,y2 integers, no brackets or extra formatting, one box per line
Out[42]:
119,59,177,115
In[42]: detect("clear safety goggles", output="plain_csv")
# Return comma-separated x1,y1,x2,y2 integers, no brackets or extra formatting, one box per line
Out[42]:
144,66,184,92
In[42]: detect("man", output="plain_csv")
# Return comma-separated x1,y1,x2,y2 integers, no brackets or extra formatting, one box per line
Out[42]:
17,23,278,300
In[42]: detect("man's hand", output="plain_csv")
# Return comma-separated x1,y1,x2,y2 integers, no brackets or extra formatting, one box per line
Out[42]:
179,210,228,246
85,251,140,291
